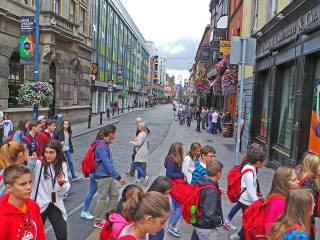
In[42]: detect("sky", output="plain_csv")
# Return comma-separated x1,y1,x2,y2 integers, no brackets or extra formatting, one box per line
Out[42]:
120,0,211,82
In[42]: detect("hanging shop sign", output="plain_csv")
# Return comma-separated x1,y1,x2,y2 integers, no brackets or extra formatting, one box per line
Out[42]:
117,68,124,84
219,40,231,55
20,16,34,65
201,46,210,63
107,80,114,92
211,29,227,49
91,63,98,76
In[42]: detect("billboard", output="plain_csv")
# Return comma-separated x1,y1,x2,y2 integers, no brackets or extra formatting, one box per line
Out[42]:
308,79,320,154
20,16,34,65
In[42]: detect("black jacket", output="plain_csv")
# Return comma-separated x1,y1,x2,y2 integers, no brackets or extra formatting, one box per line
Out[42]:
54,130,74,153
193,176,223,229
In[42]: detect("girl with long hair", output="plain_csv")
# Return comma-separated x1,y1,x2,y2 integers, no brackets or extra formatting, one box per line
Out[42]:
117,191,170,240
12,120,30,141
164,142,184,237
0,141,28,196
55,120,80,181
32,140,70,240
264,166,300,233
268,189,314,240
298,152,320,240
182,142,201,184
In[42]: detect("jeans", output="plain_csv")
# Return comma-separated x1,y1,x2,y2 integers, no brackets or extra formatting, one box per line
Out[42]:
134,162,146,179
169,197,182,226
94,177,119,221
64,150,77,179
41,203,67,240
237,202,249,240
212,122,218,134
83,173,97,212
208,121,212,133
227,202,242,221
149,229,165,240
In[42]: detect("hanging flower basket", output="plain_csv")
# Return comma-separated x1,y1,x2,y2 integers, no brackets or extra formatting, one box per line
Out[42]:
194,79,210,95
212,76,222,95
222,69,238,96
17,81,54,106
118,90,127,99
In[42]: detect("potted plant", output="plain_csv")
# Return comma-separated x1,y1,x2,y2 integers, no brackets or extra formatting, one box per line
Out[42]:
17,81,54,106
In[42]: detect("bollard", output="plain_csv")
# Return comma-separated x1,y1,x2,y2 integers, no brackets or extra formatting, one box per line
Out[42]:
117,107,120,114
100,112,103,125
128,105,130,112
107,109,110,120
88,114,92,128
112,108,114,116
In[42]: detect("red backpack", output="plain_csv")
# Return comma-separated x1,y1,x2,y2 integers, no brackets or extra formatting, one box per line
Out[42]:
242,194,284,240
299,176,320,217
227,165,254,203
181,184,219,224
81,142,105,178
99,219,127,240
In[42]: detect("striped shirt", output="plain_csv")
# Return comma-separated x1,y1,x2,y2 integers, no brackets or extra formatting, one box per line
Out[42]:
191,162,207,184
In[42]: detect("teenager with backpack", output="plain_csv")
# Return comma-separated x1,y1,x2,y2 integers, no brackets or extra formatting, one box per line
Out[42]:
230,143,267,240
117,191,170,240
32,140,70,240
0,165,46,240
99,184,143,240
268,189,314,240
0,141,28,197
21,121,42,157
165,142,185,237
182,142,201,184
298,152,320,240
93,124,126,229
192,160,224,240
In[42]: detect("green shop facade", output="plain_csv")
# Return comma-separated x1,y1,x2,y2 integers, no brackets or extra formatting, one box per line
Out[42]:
90,0,150,113
252,0,320,167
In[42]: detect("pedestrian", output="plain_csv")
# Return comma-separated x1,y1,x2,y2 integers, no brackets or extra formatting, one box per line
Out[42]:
0,164,46,240
201,108,207,130
37,116,47,130
0,141,28,196
1,113,13,141
216,109,222,134
32,140,70,240
164,142,184,237
192,161,224,240
36,119,56,157
21,120,42,157
93,124,126,229
12,120,30,141
264,166,300,234
55,120,81,182
99,184,143,239
186,107,193,127
80,128,104,220
127,117,147,177
191,145,216,184
212,109,219,134
267,189,314,240
298,152,320,240
220,110,225,131
117,191,170,240
230,143,267,240
207,108,212,134
148,176,173,240
130,122,150,185
182,142,201,184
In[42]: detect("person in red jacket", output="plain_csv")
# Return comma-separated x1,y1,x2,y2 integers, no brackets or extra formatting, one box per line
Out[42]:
36,119,56,156
0,164,45,240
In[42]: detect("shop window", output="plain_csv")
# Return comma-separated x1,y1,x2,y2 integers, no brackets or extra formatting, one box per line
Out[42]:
277,65,295,149
257,73,269,138
8,52,24,108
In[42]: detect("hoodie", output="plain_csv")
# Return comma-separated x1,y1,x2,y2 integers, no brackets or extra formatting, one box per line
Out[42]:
0,194,46,240
99,213,131,239
36,130,53,156
193,175,223,229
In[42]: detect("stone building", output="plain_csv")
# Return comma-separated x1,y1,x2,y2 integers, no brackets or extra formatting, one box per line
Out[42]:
0,0,93,122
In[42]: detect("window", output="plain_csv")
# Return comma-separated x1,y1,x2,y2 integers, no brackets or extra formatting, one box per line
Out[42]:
80,8,86,33
267,0,278,21
8,52,24,108
70,1,75,22
222,0,228,15
257,73,269,138
53,0,60,14
277,65,295,149
251,0,259,29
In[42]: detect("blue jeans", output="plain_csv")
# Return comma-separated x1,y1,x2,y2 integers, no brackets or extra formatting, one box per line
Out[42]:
208,121,212,133
169,197,181,226
64,150,77,179
149,229,165,240
227,202,242,221
134,162,146,179
83,174,97,212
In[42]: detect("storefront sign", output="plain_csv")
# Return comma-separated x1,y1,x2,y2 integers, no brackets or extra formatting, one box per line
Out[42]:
211,29,227,49
201,46,210,63
20,16,34,65
219,40,231,55
309,79,320,154
91,63,98,76
262,8,319,53
107,80,113,92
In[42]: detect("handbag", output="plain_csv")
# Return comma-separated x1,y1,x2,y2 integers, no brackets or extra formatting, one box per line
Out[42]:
132,134,148,161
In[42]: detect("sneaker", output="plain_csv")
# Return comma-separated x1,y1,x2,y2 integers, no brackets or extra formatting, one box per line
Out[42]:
144,176,149,186
71,176,82,182
230,233,240,240
223,219,237,231
94,220,106,229
63,192,73,199
81,210,94,220
167,225,182,237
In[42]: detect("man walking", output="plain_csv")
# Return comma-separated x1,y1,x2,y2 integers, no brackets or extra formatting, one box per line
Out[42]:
212,109,219,134
93,124,126,228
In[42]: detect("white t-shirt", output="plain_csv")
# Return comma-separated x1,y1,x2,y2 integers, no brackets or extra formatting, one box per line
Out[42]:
182,155,195,184
239,164,258,206
212,112,219,123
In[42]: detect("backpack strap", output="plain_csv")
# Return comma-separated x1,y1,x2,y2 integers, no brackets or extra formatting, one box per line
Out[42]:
299,176,311,187
239,168,255,196
199,184,219,193
34,163,44,201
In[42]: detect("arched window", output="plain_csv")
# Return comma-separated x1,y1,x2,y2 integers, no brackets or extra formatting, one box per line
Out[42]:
8,51,24,108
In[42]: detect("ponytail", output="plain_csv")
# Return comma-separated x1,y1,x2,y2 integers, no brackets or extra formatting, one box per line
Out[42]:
122,191,170,222
0,141,25,169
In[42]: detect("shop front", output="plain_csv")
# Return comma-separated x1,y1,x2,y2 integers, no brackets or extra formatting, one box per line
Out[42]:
252,0,320,166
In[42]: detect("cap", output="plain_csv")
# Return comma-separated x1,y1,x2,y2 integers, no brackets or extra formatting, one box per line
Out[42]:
37,115,46,122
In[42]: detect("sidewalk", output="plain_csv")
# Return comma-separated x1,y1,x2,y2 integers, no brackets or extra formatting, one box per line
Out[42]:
71,106,157,138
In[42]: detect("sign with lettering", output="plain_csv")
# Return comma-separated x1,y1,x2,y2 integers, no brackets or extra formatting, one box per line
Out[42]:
20,16,34,65
219,40,231,55
212,29,227,49
201,46,210,62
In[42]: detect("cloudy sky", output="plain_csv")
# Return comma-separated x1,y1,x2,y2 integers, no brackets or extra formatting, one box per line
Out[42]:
120,0,211,82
